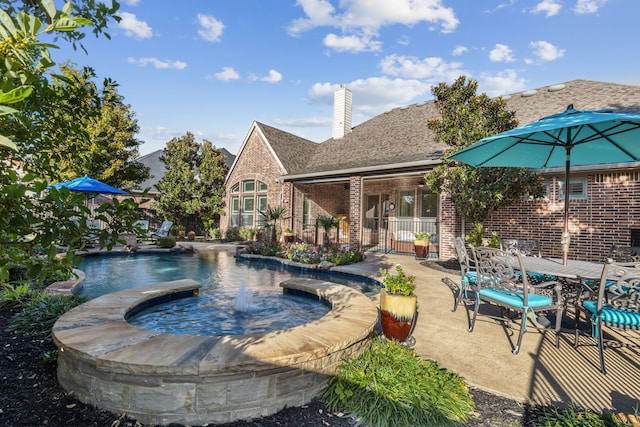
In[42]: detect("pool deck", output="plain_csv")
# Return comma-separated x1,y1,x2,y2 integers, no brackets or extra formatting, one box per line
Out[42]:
60,241,640,415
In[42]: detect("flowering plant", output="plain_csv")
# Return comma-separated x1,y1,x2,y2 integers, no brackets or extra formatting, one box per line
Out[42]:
379,265,416,296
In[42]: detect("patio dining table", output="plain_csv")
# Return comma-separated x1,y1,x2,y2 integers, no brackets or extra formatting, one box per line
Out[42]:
519,257,604,281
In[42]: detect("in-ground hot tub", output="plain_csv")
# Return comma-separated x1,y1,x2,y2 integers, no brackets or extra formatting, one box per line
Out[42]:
52,278,377,425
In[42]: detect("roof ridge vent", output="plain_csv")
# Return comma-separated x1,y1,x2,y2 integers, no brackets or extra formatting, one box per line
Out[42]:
548,83,566,92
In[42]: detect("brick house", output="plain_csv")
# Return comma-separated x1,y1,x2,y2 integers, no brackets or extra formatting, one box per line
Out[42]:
222,80,640,262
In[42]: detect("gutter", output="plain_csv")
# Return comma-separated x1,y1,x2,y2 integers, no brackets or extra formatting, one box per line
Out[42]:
281,159,442,182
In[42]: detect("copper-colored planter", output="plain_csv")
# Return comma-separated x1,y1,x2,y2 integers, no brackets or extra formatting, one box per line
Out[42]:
379,289,417,342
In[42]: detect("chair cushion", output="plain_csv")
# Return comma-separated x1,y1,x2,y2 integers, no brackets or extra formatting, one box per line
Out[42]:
583,301,640,327
462,271,477,285
479,289,552,309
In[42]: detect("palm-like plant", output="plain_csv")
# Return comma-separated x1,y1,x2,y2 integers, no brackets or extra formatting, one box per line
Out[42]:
316,214,343,247
259,205,288,242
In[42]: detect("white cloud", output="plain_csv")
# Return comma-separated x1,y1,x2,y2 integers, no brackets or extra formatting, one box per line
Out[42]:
213,67,240,81
308,77,432,116
379,54,465,81
452,45,468,56
489,44,515,62
530,40,565,61
118,12,153,39
287,0,339,35
127,57,187,70
288,0,459,53
531,0,562,17
478,70,528,97
397,35,410,46
574,0,608,14
323,33,382,53
251,69,283,84
197,14,225,42
119,0,140,5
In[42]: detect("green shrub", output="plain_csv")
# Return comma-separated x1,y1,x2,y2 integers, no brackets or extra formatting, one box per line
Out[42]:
323,246,365,265
239,227,255,241
323,338,474,427
246,241,283,257
8,293,88,337
156,236,176,248
0,283,46,310
210,228,223,240
187,230,196,241
225,227,241,241
535,403,633,427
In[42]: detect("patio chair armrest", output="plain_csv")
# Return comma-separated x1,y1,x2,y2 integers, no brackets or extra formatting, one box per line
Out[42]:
530,280,564,300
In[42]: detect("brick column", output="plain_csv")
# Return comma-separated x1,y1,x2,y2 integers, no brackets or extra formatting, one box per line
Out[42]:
349,176,362,249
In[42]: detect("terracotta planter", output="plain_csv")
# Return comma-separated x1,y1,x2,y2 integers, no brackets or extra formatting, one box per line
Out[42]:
379,289,417,342
413,239,428,259
283,233,294,243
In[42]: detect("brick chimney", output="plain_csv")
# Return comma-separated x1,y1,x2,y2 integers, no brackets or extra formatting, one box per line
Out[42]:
332,85,352,139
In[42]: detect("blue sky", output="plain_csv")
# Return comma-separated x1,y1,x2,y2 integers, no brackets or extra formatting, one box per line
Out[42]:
57,0,640,156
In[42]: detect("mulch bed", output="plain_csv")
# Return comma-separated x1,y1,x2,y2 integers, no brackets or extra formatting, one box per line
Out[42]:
1,273,546,427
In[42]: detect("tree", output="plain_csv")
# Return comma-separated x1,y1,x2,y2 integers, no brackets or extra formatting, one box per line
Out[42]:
0,1,138,286
6,63,149,187
424,76,544,226
0,0,115,152
155,132,227,231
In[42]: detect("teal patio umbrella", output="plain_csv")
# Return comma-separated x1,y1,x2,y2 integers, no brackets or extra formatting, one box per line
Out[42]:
448,106,640,264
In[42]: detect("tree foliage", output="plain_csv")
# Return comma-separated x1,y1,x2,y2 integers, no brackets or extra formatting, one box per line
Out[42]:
5,62,149,187
0,0,109,151
0,1,139,287
0,0,120,49
155,132,227,230
424,76,544,225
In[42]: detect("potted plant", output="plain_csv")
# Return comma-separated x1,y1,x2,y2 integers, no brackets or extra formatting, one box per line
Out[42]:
413,232,430,259
378,265,418,342
283,228,294,243
316,214,342,247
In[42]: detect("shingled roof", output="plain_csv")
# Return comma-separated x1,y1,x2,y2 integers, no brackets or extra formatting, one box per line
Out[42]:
262,79,640,180
255,122,320,174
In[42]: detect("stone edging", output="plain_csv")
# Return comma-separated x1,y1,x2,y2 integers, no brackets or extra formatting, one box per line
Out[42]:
52,278,378,425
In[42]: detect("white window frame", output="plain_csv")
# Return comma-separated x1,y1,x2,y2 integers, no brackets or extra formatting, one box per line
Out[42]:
559,178,587,200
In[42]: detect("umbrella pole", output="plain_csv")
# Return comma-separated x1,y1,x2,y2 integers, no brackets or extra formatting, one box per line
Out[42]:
561,146,572,265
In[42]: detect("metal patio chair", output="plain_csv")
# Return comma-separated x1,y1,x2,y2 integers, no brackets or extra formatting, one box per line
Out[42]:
151,221,173,239
451,236,477,312
607,244,640,262
499,237,554,284
574,259,640,374
468,246,564,355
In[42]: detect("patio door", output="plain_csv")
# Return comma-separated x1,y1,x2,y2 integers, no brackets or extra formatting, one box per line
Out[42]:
362,193,389,250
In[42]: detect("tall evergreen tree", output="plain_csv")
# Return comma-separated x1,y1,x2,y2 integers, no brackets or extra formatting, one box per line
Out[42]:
155,133,227,230
425,76,544,225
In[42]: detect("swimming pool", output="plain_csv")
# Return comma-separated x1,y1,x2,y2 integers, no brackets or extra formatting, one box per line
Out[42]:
74,250,380,336
76,250,380,299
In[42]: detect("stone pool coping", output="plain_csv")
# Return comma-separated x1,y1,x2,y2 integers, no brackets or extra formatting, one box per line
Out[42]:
52,278,378,425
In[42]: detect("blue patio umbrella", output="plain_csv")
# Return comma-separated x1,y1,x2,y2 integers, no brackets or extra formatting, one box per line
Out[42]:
49,175,128,195
448,106,640,264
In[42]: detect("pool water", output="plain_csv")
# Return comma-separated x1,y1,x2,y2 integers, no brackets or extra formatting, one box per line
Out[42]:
75,250,380,336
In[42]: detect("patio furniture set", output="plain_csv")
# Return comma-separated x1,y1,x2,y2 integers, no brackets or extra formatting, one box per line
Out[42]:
449,238,640,375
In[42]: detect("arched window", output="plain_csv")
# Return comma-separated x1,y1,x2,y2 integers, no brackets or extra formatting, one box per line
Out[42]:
229,179,268,228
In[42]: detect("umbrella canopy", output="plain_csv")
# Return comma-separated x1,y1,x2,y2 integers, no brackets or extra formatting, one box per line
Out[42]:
448,107,640,264
49,175,128,195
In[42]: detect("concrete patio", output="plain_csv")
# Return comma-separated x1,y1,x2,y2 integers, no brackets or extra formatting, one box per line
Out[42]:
334,251,640,414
